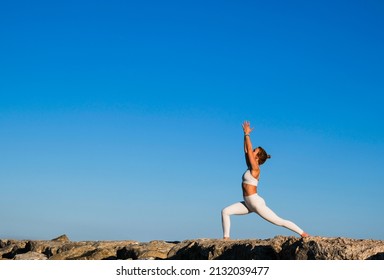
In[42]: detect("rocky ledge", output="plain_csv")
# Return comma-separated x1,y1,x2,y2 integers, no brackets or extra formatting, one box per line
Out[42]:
1,235,383,260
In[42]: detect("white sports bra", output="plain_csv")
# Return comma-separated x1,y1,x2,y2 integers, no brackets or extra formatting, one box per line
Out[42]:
242,169,259,186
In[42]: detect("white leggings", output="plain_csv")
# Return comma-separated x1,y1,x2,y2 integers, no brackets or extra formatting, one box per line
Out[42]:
221,194,304,238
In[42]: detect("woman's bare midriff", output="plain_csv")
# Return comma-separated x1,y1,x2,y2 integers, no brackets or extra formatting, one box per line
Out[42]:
242,183,257,197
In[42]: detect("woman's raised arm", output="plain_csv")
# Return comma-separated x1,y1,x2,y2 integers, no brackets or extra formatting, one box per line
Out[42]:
242,121,258,170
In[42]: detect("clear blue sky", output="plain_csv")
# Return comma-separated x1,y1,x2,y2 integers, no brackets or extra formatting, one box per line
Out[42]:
1,0,383,242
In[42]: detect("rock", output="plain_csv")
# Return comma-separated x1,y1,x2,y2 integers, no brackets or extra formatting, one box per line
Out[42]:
51,234,70,242
292,236,384,260
13,252,48,260
0,240,30,260
50,241,138,260
1,235,384,260
118,240,175,260
167,238,281,260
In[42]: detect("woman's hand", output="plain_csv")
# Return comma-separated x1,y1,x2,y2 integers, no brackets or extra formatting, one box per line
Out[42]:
242,121,254,135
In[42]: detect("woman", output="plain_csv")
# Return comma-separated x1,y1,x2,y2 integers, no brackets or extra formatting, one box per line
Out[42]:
221,121,309,239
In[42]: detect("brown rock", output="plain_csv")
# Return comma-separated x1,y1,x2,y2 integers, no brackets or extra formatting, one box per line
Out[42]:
13,252,48,260
167,238,280,260
118,240,175,260
1,236,384,260
51,234,70,243
0,240,30,260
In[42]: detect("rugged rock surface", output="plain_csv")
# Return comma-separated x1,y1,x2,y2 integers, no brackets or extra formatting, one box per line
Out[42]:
1,235,383,260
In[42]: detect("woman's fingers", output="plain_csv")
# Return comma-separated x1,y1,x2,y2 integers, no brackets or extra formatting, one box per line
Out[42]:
242,121,254,134
243,121,251,127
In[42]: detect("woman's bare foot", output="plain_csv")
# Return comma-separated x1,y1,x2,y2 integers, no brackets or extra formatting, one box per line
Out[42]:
300,232,310,238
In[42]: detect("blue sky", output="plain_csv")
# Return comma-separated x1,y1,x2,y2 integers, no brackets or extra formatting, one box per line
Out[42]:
1,0,383,242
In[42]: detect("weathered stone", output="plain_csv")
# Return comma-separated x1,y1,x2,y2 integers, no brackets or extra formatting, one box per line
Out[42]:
167,238,280,260
118,240,175,260
0,240,30,260
14,252,48,260
292,237,384,260
49,241,138,260
1,236,384,260
49,244,98,260
51,234,70,242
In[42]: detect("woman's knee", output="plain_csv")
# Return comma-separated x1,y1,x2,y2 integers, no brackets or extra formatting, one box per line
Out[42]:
221,207,230,216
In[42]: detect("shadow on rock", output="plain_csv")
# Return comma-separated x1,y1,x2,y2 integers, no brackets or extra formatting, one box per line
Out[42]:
366,252,384,260
2,242,32,259
214,244,278,260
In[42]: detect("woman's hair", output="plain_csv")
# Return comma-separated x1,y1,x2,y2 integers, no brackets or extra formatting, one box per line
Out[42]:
257,146,271,165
